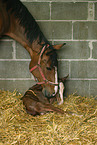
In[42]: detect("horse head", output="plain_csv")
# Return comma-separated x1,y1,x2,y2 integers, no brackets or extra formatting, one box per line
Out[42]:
28,43,66,98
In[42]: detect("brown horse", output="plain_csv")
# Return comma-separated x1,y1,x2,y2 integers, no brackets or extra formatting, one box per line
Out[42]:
0,0,65,98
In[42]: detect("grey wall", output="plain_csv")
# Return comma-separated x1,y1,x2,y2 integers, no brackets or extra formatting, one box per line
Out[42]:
0,0,97,97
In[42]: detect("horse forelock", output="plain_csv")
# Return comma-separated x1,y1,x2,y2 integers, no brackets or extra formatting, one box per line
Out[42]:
44,44,58,68
49,49,58,68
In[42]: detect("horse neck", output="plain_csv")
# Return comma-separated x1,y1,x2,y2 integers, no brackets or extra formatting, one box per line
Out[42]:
6,16,48,57
1,0,48,55
6,17,31,48
5,20,35,56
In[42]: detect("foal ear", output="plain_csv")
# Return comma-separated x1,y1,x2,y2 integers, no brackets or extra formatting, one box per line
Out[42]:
53,43,66,50
58,74,69,82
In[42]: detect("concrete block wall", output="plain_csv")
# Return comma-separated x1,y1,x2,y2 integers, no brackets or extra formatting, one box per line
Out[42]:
0,0,97,97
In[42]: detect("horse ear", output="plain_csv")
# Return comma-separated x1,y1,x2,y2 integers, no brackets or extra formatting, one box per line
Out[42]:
53,43,66,50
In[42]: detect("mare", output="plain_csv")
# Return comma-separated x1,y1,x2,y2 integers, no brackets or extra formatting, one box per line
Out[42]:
0,0,65,98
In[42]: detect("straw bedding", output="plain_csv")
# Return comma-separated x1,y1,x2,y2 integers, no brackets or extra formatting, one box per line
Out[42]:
0,90,97,145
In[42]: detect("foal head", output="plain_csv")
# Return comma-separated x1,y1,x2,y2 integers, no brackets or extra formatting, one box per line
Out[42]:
29,43,65,98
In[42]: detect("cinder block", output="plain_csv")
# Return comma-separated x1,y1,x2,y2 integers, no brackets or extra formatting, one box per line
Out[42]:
0,41,13,59
71,61,97,78
16,42,30,59
73,22,97,40
0,0,96,97
88,2,94,20
0,61,31,78
38,22,72,39
65,80,90,97
92,42,97,59
23,2,50,20
0,80,36,94
95,2,97,20
55,41,90,59
90,81,97,96
51,2,88,20
58,61,69,78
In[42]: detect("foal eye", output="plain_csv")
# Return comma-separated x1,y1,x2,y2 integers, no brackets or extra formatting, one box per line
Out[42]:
46,67,52,70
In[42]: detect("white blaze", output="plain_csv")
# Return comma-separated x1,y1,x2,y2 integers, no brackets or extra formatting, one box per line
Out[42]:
53,67,58,96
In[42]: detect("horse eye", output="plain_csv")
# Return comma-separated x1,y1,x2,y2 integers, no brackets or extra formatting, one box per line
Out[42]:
46,67,52,71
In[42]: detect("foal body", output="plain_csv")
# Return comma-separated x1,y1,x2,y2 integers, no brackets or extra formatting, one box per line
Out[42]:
22,84,64,116
22,76,69,116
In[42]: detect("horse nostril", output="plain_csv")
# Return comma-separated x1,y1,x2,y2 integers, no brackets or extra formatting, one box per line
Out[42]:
43,89,52,98
42,89,49,97
44,90,48,97
42,88,56,98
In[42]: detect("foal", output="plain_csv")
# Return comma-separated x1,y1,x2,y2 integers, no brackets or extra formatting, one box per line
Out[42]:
22,76,68,116
22,84,64,116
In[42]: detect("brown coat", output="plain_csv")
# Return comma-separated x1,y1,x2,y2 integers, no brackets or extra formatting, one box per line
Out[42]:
22,84,64,116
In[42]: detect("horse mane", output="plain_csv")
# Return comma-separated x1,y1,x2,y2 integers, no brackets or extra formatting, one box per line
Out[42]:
2,0,58,67
2,0,47,44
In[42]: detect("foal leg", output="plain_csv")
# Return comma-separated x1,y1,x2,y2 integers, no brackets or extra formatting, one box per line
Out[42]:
30,101,65,115
22,94,64,116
